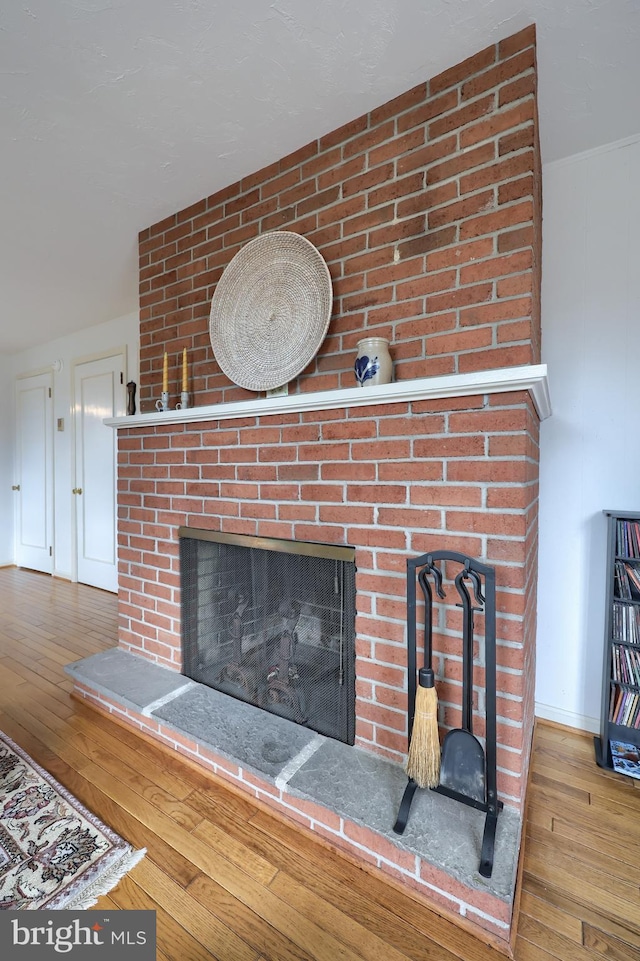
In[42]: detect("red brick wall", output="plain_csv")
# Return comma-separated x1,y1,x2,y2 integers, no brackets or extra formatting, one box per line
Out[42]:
117,388,539,808
138,25,541,411
121,26,543,816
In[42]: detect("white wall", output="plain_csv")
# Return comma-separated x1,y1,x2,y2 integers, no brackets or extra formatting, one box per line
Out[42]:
537,135,640,733
8,311,139,580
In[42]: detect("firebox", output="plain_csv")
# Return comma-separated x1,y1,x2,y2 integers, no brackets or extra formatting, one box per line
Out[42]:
179,528,356,744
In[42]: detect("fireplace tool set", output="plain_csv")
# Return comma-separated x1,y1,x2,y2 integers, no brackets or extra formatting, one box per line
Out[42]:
393,550,502,878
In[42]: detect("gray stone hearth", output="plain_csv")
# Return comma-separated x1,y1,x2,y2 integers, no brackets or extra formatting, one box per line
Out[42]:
66,648,520,905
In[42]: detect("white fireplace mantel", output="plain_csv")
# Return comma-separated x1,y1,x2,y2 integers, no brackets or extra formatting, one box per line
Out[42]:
105,364,550,430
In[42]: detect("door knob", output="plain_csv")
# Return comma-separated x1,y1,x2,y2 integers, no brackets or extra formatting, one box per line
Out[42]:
11,484,20,491
72,488,83,495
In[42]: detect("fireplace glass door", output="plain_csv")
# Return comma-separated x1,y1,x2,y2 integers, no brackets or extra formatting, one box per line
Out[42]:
180,528,356,745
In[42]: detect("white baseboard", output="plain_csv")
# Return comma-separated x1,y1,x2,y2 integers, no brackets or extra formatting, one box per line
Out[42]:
535,701,599,735
53,569,72,581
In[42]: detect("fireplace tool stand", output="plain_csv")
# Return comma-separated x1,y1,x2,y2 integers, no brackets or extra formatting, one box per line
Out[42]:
393,550,502,878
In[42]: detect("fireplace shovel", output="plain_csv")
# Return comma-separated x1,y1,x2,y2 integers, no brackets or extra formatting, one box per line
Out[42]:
438,567,486,805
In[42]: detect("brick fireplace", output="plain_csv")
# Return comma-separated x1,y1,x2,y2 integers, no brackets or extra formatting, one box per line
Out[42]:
72,24,547,950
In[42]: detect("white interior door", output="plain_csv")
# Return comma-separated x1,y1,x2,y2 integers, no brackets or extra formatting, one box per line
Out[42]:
74,352,125,593
14,372,54,573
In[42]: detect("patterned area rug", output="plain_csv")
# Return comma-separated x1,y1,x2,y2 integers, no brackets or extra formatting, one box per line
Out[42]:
0,731,144,909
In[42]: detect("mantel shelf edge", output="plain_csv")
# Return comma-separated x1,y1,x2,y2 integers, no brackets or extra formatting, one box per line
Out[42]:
106,364,551,429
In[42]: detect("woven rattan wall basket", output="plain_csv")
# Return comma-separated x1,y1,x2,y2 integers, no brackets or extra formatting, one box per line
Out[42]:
209,231,333,392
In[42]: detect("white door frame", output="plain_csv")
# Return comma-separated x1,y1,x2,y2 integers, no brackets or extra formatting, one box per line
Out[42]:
71,346,127,589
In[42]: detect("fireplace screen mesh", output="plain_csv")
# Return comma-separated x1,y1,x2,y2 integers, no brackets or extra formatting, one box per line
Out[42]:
180,529,356,745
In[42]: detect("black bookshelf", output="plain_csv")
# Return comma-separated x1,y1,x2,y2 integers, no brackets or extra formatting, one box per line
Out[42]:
594,510,640,773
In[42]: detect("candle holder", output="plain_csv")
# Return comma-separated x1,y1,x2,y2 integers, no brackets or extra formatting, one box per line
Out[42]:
155,391,170,412
176,391,190,410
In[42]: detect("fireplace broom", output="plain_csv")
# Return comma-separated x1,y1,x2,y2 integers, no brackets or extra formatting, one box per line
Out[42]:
405,562,444,789
405,666,440,788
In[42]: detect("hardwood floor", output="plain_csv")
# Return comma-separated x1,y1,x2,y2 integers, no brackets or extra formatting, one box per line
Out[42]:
0,566,639,961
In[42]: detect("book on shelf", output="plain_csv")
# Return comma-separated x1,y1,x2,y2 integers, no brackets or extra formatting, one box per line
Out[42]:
616,519,640,559
609,684,640,727
614,644,640,686
610,739,640,779
626,563,640,595
630,647,640,686
621,692,632,727
612,600,640,644
614,561,640,601
610,683,624,722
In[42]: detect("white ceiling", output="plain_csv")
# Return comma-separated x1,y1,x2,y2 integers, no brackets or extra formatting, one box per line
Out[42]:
1,0,639,356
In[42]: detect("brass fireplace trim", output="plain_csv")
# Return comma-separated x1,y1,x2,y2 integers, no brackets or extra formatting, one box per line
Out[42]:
178,527,355,563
